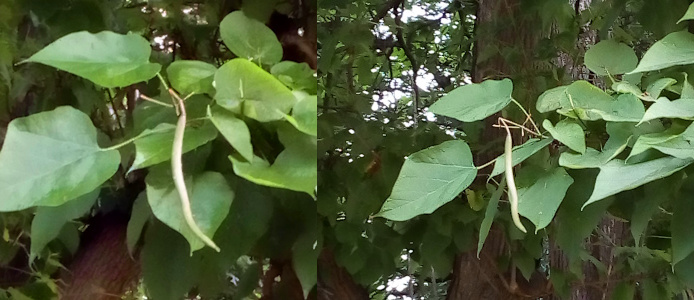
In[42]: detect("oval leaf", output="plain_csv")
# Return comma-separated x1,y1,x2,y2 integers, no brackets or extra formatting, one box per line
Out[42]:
585,157,694,207
543,119,586,154
517,167,574,232
207,105,254,162
21,31,160,88
214,58,296,122
584,40,638,75
146,168,234,253
630,31,694,74
219,11,282,65
0,106,120,211
429,79,513,122
376,140,477,221
167,60,216,96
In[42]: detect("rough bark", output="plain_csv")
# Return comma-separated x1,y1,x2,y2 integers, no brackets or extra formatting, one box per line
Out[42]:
317,249,369,300
60,215,140,300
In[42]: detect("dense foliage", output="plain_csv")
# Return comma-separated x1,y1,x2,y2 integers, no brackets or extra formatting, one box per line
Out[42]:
319,0,694,299
0,0,316,299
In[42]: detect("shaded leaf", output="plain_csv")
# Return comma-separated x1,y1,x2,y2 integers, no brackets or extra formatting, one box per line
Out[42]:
377,140,477,221
536,81,644,122
167,60,216,96
0,106,120,211
207,105,254,162
478,179,504,257
584,40,637,75
219,11,282,65
271,61,317,94
127,191,151,255
517,167,574,232
284,93,317,136
543,119,585,154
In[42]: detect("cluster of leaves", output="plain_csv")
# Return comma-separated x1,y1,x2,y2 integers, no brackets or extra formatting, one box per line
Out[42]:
0,1,316,299
319,0,694,298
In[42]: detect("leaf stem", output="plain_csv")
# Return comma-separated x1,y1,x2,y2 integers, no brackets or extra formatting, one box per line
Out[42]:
140,95,174,108
170,88,221,252
510,98,541,135
156,72,170,91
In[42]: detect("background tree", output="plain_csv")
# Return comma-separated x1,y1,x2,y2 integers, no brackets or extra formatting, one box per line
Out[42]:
318,0,694,299
0,0,317,299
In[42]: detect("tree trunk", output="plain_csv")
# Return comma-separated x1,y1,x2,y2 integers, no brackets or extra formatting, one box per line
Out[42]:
317,249,369,300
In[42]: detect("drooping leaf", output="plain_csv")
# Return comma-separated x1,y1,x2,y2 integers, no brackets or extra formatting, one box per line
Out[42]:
129,121,218,172
639,98,694,124
214,58,296,122
292,223,320,298
631,175,681,245
585,157,693,207
646,78,677,99
219,11,282,65
477,179,504,257
229,125,316,195
536,81,644,122
167,60,216,96
127,191,151,255
628,123,694,160
517,167,574,232
630,31,694,74
489,138,553,177
673,176,694,266
0,106,120,211
584,40,638,75
284,93,317,136
30,189,99,261
612,81,645,100
146,166,233,253
429,79,513,122
376,140,477,221
543,119,585,154
678,2,694,23
207,105,254,162
21,31,160,88
271,61,317,94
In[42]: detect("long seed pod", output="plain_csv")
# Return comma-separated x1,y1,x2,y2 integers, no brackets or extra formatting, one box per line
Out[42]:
170,89,221,252
503,121,528,233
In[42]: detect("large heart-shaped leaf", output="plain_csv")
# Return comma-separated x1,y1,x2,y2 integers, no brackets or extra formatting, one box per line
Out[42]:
536,81,644,122
489,138,553,177
429,79,513,122
167,60,216,96
214,58,296,122
585,157,694,207
630,31,694,74
219,11,282,65
0,106,120,211
376,140,477,221
229,125,316,195
517,167,574,232
584,40,638,75
129,121,218,172
146,167,234,253
21,31,160,88
207,105,254,162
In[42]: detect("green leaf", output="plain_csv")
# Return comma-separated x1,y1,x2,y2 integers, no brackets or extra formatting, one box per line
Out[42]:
271,61,317,94
611,282,635,300
517,167,574,232
477,179,504,257
673,176,694,266
167,60,216,96
142,222,200,300
127,191,151,255
207,105,254,162
376,140,477,221
542,119,585,154
639,98,694,124
585,157,693,207
630,31,694,74
21,31,160,88
292,225,320,298
214,58,296,122
219,11,282,65
284,93,317,136
612,81,648,101
429,79,512,122
229,125,316,195
631,176,680,245
678,2,694,23
489,138,553,177
0,106,120,211
146,167,233,253
584,40,637,75
30,189,99,261
129,121,218,172
646,78,677,99
629,124,694,160
537,81,644,122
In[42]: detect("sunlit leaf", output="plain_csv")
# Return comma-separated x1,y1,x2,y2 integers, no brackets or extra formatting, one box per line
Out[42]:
207,105,254,162
639,98,694,124
219,11,282,65
489,138,553,177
